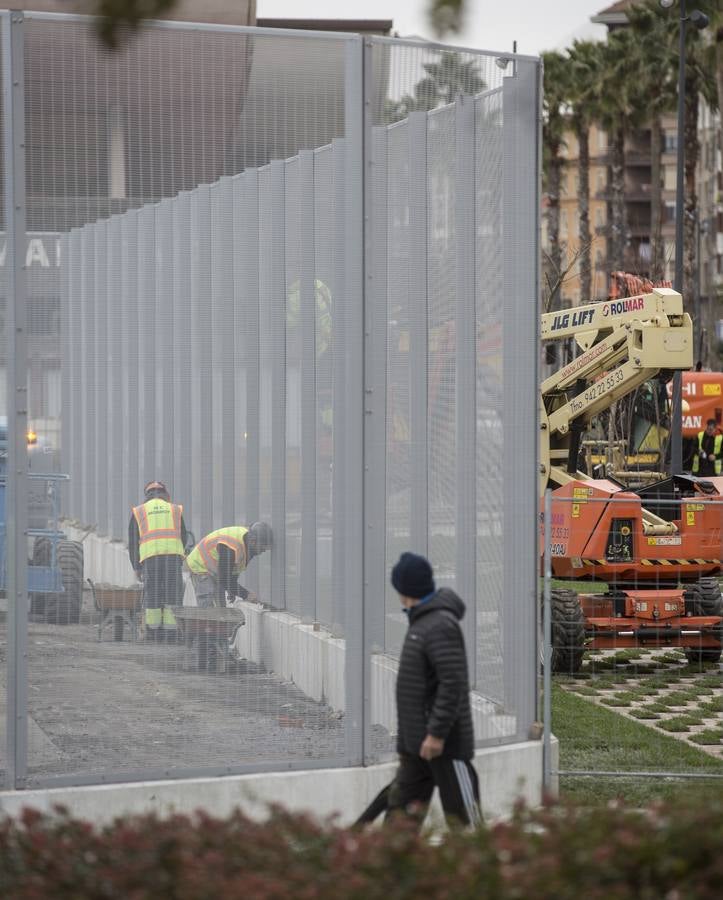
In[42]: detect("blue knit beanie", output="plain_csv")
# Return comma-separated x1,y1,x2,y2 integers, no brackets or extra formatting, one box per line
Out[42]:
391,552,435,599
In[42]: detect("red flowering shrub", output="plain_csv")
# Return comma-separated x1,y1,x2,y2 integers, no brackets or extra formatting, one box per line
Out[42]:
0,796,721,898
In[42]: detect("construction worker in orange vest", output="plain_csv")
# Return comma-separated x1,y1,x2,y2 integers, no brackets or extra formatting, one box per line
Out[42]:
129,480,189,642
185,522,272,608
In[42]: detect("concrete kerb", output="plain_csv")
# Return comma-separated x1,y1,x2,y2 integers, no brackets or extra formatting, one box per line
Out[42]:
0,740,555,827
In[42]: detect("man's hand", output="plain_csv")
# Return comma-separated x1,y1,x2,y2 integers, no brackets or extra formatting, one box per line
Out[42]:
420,734,444,761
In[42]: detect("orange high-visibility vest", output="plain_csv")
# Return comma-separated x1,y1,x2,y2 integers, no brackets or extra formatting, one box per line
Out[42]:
132,499,184,562
185,526,249,576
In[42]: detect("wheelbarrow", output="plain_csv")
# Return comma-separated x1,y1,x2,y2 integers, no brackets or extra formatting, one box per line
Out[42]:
88,579,143,642
172,606,246,674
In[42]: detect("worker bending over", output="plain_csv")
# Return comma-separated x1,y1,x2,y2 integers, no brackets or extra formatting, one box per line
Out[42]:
185,522,272,608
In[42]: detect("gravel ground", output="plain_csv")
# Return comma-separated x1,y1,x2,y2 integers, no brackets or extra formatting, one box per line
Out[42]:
0,592,393,787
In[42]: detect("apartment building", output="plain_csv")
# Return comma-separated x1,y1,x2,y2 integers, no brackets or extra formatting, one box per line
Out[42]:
546,0,722,366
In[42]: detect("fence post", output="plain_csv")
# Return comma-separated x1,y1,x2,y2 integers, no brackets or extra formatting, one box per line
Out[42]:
107,215,124,539
502,59,541,739
155,199,175,498
121,210,140,536
299,150,317,622
344,35,366,764
210,178,236,526
455,96,478,685
365,123,389,655
94,222,109,534
137,206,156,500
542,489,553,794
269,159,287,611
3,8,28,789
80,225,96,527
408,110,429,555
172,193,193,531
235,171,260,600
190,186,213,540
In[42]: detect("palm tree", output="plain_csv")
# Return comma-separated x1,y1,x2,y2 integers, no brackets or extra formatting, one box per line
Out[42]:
384,50,486,123
626,3,678,282
680,6,718,298
566,40,604,301
595,28,650,274
542,50,571,310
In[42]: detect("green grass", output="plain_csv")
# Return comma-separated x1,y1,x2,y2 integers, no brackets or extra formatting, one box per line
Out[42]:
690,729,723,745
656,716,704,732
640,701,676,714
552,684,723,806
628,709,661,720
663,690,699,706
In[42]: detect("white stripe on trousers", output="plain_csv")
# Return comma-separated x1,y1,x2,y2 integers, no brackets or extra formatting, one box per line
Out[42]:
452,759,482,826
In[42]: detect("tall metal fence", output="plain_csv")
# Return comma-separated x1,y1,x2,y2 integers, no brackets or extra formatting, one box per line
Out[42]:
1,13,540,789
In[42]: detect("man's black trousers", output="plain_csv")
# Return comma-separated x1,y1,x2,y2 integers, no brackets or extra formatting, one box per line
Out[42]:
358,752,481,828
141,554,183,610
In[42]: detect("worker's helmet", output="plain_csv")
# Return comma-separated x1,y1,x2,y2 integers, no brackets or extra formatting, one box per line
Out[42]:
144,480,170,501
247,521,273,556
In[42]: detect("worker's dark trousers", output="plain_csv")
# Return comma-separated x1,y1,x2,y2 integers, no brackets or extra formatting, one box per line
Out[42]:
357,752,482,828
142,555,183,628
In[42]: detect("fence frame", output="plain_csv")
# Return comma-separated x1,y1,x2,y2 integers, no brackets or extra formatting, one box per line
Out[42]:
2,13,542,789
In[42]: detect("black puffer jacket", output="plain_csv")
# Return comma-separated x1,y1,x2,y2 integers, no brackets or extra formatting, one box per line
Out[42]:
395,588,474,761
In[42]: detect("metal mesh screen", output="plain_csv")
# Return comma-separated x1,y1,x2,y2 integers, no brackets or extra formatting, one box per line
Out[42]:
1,14,540,789
367,43,538,745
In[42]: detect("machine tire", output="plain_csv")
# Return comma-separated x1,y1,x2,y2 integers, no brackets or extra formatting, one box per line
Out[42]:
53,540,84,625
32,535,52,567
550,589,586,674
28,538,52,617
683,578,723,665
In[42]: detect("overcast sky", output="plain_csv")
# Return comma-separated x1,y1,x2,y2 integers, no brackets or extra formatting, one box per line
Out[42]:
257,0,610,57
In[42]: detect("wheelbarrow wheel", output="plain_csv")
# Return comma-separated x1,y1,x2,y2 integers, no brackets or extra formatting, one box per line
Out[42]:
113,615,125,642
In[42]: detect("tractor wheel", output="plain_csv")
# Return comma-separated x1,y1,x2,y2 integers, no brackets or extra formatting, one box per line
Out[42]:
32,536,52,567
683,577,723,665
52,540,84,625
549,589,586,674
28,538,52,617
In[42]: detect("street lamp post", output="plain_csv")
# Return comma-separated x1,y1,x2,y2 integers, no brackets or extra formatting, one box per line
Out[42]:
660,0,708,473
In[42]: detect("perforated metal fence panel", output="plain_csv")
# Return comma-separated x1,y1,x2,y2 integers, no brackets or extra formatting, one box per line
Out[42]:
0,13,540,789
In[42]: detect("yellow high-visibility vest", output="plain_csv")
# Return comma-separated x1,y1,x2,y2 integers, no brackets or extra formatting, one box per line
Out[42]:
185,526,249,576
692,432,723,475
132,499,184,562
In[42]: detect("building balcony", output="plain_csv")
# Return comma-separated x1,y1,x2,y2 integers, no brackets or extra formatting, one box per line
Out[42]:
625,150,652,166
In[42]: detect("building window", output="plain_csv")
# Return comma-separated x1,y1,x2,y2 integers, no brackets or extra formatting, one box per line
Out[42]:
664,132,678,153
595,207,604,227
598,130,607,152
664,201,676,223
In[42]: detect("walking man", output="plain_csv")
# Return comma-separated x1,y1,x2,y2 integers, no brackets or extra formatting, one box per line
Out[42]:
129,480,189,641
358,552,481,828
